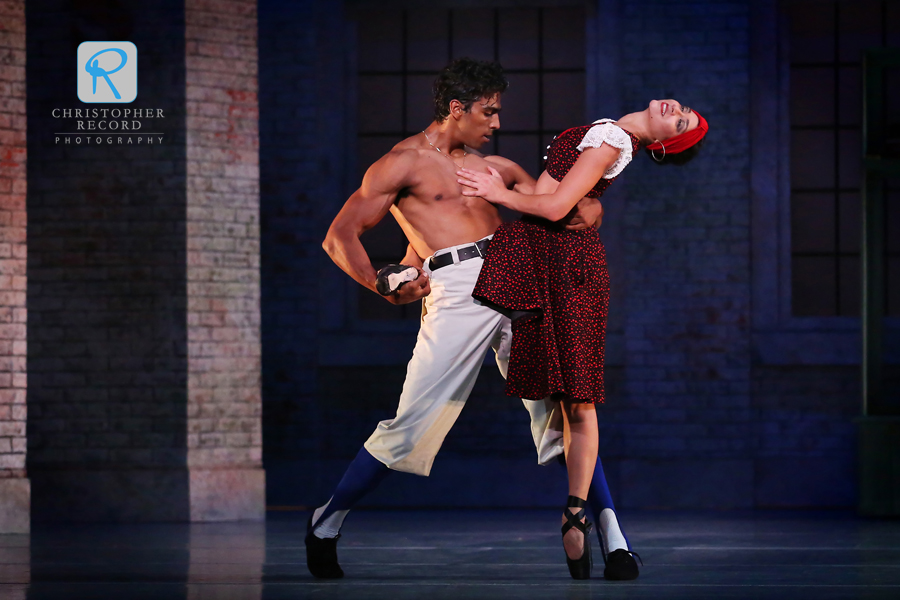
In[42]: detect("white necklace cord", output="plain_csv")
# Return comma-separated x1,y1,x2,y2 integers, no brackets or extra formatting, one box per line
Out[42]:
422,130,468,167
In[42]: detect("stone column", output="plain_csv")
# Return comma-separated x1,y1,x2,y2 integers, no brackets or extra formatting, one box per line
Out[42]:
185,0,264,520
0,0,29,534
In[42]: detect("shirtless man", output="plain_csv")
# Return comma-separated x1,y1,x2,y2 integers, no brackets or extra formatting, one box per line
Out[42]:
305,58,602,579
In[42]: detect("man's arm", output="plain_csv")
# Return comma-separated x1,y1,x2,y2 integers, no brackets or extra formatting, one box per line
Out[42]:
322,150,430,305
400,244,424,269
562,197,604,230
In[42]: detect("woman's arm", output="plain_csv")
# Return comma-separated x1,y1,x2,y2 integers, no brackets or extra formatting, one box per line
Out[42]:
458,144,621,222
482,154,536,194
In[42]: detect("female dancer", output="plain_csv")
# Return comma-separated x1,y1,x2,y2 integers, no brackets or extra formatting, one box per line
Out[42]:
458,99,708,579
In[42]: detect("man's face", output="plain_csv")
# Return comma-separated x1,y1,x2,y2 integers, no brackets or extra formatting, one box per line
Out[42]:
458,94,501,149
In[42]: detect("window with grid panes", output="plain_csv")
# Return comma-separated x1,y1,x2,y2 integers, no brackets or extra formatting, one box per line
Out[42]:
788,0,900,316
351,6,585,320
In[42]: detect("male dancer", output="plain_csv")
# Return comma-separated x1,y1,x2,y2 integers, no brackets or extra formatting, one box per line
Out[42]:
307,58,632,580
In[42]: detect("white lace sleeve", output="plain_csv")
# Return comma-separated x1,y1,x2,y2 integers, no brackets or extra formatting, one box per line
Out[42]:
575,121,633,179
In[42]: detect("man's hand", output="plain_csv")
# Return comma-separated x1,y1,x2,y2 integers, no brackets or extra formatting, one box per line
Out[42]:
562,197,604,231
385,268,431,305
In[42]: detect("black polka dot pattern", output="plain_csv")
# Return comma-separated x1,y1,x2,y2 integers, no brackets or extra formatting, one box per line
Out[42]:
473,124,641,404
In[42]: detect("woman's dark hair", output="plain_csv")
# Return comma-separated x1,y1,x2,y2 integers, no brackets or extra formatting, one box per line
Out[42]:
433,58,509,122
644,136,705,166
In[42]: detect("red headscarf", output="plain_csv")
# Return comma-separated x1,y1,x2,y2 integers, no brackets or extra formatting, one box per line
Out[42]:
645,110,708,154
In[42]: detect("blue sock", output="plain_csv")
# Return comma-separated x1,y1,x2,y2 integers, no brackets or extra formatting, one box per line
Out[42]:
558,454,630,551
312,447,391,537
588,456,616,513
588,457,630,551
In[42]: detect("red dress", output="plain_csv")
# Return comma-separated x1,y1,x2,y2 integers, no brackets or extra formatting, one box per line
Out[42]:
473,121,641,403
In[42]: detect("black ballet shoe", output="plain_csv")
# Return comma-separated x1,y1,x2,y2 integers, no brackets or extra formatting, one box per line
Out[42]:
603,548,642,581
561,495,593,580
305,514,344,579
594,510,641,580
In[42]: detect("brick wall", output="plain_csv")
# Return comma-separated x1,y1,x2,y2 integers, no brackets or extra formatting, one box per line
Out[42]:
25,0,263,521
26,0,190,520
607,0,754,507
257,0,321,468
185,0,264,520
0,0,28,533
258,0,359,508
752,365,859,507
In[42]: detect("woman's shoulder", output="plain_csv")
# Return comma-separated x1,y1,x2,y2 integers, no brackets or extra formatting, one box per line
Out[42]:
575,120,638,179
578,120,632,148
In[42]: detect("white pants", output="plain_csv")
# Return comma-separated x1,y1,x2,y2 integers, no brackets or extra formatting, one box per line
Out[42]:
364,238,565,476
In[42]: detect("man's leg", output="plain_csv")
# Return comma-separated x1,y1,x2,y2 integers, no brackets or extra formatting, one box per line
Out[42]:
589,452,640,580
587,457,628,554
309,447,392,538
305,447,390,579
364,260,508,476
307,258,507,577
491,319,566,466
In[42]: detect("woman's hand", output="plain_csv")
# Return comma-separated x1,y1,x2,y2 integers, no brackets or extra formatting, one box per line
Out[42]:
457,167,507,204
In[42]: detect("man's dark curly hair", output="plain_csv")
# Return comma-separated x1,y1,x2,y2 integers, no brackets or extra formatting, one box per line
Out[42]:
433,58,508,123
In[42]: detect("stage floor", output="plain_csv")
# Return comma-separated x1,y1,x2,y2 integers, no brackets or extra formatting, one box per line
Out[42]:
2,509,899,599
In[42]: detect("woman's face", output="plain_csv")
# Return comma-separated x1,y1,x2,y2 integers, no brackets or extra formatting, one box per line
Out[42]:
647,99,700,142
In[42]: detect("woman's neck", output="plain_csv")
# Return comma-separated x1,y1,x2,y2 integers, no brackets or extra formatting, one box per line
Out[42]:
614,110,653,144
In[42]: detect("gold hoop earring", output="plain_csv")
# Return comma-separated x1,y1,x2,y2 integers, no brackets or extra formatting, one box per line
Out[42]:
650,141,666,163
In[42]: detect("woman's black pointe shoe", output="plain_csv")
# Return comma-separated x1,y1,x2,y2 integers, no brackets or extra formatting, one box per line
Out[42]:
305,515,344,579
561,495,593,580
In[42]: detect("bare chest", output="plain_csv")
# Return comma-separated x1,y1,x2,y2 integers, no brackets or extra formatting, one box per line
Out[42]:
400,152,489,209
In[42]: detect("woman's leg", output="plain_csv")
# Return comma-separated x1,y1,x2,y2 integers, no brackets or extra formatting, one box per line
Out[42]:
561,401,599,559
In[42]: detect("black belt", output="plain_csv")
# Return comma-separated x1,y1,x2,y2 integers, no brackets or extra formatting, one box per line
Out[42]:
428,238,491,271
